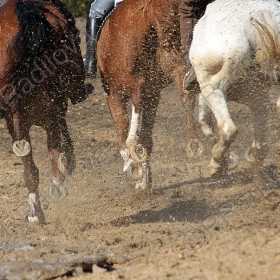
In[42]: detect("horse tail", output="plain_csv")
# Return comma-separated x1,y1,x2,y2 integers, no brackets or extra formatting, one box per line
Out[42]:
4,0,80,110
48,0,80,39
249,10,280,79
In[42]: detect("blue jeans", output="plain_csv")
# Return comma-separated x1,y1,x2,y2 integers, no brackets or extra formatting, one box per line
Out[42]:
89,0,114,18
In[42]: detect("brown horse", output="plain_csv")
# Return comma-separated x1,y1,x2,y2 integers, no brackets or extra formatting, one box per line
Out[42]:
0,0,92,223
97,0,202,189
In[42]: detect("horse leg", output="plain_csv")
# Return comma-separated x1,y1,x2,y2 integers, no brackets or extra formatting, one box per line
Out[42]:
58,117,75,176
107,82,149,189
134,90,161,189
179,90,203,158
198,93,215,141
107,92,130,169
12,112,31,157
6,112,45,223
200,87,238,176
174,65,203,158
45,119,66,187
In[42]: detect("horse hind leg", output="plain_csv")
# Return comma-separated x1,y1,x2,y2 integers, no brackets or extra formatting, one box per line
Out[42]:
198,93,215,141
12,112,31,156
44,118,70,201
7,113,45,223
107,91,130,165
200,85,238,176
124,104,150,189
135,90,161,189
22,152,45,223
58,118,75,176
175,65,203,158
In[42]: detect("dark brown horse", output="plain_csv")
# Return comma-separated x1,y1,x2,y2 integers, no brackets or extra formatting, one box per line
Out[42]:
0,0,92,223
97,0,202,189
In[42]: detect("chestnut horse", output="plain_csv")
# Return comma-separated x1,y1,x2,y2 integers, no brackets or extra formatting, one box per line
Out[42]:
0,0,92,223
97,0,202,189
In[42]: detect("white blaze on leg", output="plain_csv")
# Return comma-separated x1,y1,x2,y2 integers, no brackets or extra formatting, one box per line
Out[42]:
120,148,133,172
126,105,139,147
28,192,39,222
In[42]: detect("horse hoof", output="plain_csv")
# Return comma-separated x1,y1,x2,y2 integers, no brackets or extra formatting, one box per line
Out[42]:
210,167,219,177
129,144,147,164
25,213,45,224
58,153,67,175
209,159,226,177
127,164,143,179
25,215,39,223
245,147,256,162
210,167,228,178
228,151,239,170
13,140,31,157
187,138,203,158
125,135,139,147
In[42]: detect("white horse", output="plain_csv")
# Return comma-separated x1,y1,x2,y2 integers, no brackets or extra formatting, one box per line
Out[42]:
190,0,280,175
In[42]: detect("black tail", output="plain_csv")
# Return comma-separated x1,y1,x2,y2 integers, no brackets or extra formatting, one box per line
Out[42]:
4,0,79,111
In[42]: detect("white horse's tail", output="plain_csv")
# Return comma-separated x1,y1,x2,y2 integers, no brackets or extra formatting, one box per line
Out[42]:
249,10,280,81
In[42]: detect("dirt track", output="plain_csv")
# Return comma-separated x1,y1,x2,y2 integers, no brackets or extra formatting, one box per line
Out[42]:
1,18,280,280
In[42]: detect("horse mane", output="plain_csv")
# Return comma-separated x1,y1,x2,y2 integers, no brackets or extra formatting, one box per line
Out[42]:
3,0,80,108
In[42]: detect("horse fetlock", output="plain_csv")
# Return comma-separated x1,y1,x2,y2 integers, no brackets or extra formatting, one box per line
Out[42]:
13,140,31,157
127,163,143,179
126,135,139,147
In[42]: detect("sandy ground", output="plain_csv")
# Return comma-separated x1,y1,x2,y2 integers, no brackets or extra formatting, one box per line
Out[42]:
1,18,280,280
